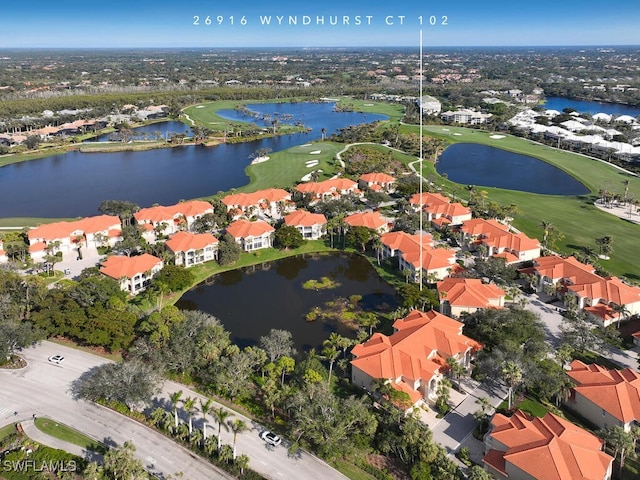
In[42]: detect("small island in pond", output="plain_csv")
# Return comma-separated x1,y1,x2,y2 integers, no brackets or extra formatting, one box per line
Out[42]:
302,276,341,290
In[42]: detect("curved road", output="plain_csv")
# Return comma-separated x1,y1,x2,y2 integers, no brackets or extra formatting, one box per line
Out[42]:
0,341,348,480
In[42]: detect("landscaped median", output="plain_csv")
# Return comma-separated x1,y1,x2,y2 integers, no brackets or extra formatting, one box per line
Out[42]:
33,417,106,454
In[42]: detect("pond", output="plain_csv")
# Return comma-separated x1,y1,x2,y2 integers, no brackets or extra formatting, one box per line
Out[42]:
543,96,640,117
0,103,387,218
175,252,399,352
436,143,590,195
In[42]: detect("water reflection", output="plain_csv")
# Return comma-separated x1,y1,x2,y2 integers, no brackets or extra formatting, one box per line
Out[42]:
176,253,398,351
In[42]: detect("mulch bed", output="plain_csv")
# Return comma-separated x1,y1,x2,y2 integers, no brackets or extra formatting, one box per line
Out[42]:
0,355,27,369
366,454,410,480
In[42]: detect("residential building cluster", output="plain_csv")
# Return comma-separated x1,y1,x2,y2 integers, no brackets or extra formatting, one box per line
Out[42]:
509,108,640,162
523,255,640,327
0,105,171,147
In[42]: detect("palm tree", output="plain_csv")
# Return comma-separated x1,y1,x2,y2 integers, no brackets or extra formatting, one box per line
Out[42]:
538,220,554,247
371,234,383,265
199,398,213,441
235,454,250,476
182,397,197,436
501,360,523,410
622,179,630,204
580,245,598,265
203,435,218,457
446,356,465,390
321,342,340,386
227,419,248,460
212,406,232,450
169,390,183,429
612,303,630,328
309,170,321,182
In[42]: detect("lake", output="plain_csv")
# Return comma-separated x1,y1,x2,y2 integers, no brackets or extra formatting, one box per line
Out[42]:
543,96,640,117
175,252,398,352
0,103,387,218
436,143,590,195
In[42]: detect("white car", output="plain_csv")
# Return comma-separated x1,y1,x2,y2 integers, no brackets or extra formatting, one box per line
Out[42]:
48,355,65,364
260,430,282,447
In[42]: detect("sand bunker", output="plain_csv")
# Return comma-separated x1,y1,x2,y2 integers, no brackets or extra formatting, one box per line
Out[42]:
310,150,322,154
250,156,270,165
490,135,506,139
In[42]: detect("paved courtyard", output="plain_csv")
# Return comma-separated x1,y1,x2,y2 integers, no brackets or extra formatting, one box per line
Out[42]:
54,245,103,279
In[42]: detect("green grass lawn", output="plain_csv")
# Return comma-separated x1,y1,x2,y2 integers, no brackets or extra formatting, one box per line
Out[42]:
0,422,17,440
238,141,343,192
0,217,75,230
34,417,106,453
334,98,405,122
332,459,377,480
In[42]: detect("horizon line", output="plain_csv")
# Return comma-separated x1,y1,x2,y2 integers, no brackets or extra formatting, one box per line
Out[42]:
1,44,639,51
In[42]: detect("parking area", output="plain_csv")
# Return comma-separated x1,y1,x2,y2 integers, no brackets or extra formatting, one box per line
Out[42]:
54,246,103,279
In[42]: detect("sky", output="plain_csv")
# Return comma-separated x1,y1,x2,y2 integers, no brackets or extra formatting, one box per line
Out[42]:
2,0,639,49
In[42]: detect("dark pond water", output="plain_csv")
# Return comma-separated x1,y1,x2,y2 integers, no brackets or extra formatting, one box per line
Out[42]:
436,143,590,195
92,120,193,142
0,103,387,218
175,252,398,352
543,96,640,117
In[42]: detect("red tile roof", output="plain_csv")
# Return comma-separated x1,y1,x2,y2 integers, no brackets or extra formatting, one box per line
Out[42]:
532,256,640,308
460,218,540,253
221,188,291,208
134,200,213,224
402,247,456,271
283,210,327,228
381,231,454,272
409,192,451,207
226,219,275,239
100,254,163,280
28,215,121,242
381,231,433,251
359,172,396,184
165,231,218,253
567,360,640,424
295,178,358,196
483,410,612,480
344,211,387,230
351,310,480,400
436,277,505,308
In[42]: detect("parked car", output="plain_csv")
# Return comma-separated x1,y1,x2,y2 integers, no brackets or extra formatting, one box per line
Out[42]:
259,430,282,447
48,355,65,364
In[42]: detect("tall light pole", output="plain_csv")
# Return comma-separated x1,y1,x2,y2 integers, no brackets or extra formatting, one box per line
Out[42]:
419,28,424,290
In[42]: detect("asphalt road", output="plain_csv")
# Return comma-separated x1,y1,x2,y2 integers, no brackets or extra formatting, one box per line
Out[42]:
0,341,347,480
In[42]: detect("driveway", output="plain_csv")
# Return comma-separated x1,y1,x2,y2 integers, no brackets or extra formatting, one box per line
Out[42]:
523,292,639,369
423,377,507,459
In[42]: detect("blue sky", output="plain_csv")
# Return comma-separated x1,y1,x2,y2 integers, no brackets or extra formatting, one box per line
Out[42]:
2,0,639,48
